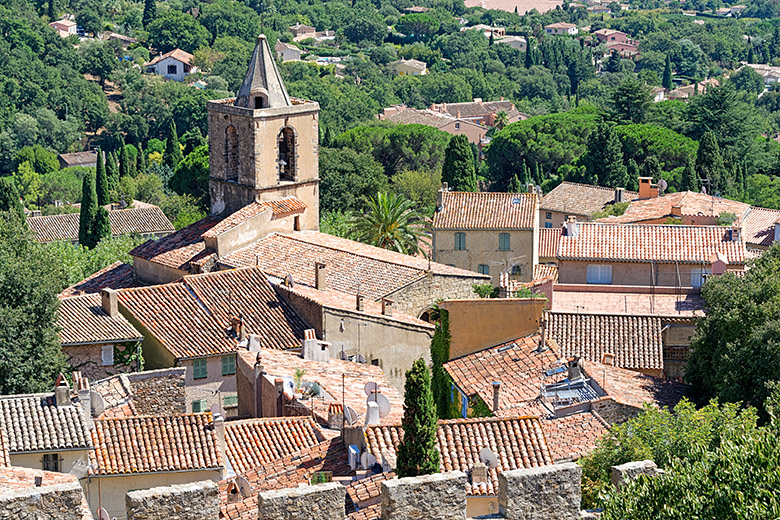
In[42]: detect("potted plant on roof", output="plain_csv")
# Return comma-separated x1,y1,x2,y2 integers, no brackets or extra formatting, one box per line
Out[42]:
293,368,305,394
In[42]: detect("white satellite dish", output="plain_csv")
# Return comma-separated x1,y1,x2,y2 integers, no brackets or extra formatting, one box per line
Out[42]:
344,406,359,425
237,475,253,498
479,447,499,469
364,382,380,396
360,451,377,469
355,354,366,364
339,348,349,360
658,179,668,193
97,507,111,520
90,390,105,418
367,393,391,418
210,403,222,417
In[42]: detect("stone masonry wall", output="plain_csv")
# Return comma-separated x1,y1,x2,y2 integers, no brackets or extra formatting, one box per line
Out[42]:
257,482,345,520
125,481,220,520
381,471,467,520
591,397,640,426
0,482,86,520
127,368,186,415
499,462,581,520
611,460,663,491
388,275,486,319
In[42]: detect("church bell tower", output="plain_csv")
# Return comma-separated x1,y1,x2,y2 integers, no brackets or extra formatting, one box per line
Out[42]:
206,35,320,230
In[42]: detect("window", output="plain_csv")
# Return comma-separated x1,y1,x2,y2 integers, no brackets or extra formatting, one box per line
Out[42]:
455,122,460,129
221,355,236,376
499,233,511,251
223,395,238,408
454,232,466,250
192,399,207,413
193,358,208,380
478,264,490,275
278,127,296,181
101,345,114,366
586,264,612,284
691,267,711,287
546,212,552,219
544,222,553,228
167,64,177,75
42,454,60,472
511,265,522,275
371,359,380,366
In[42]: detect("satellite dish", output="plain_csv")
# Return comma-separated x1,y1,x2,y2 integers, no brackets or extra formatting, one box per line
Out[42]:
344,406,359,425
90,390,105,418
339,348,349,360
237,475,253,498
364,382,380,396
355,354,366,364
368,393,391,418
701,186,707,195
360,451,377,469
97,507,111,520
658,179,668,193
210,403,222,416
479,447,500,469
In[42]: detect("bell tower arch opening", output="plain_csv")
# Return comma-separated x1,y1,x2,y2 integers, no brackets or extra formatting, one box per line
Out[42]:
225,125,239,181
278,127,296,182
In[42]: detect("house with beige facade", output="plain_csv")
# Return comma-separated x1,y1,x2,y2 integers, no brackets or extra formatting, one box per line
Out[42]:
432,189,539,286
545,22,578,35
378,105,488,145
144,49,196,81
390,58,428,75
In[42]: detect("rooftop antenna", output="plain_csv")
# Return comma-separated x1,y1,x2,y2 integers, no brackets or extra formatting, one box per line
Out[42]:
344,406,359,425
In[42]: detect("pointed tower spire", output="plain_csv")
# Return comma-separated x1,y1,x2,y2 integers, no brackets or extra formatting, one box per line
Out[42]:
234,35,291,109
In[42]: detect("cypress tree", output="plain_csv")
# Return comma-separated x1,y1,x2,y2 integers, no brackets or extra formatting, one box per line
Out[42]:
583,123,627,187
441,135,478,192
626,159,640,188
142,0,157,27
508,174,522,193
524,40,533,68
47,0,56,20
91,207,111,245
520,161,531,187
95,149,110,206
680,159,700,192
164,121,184,169
396,358,440,478
489,32,494,46
534,162,543,185
78,170,99,248
662,54,673,90
0,178,25,220
106,151,118,184
695,132,726,193
119,141,130,178
138,145,147,175
748,43,755,65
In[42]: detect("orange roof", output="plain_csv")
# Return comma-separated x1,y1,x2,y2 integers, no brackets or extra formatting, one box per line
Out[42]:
27,206,173,243
433,191,537,230
224,417,323,475
551,284,705,316
540,182,637,216
539,227,562,258
558,223,746,264
364,416,553,495
130,216,222,271
146,48,194,66
541,411,609,462
90,414,223,475
581,360,688,409
57,293,142,345
59,261,139,298
743,206,780,247
346,471,395,516
598,191,750,224
201,198,306,239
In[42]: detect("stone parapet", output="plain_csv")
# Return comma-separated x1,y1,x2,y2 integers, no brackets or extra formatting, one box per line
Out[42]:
499,463,581,520
0,482,86,520
611,460,663,491
125,480,220,520
381,471,467,520
257,482,345,520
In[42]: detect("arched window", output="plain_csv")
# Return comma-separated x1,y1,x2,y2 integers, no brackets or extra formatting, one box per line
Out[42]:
278,127,296,181
225,125,238,181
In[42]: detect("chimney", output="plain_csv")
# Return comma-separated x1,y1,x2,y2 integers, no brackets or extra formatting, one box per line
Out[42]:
356,294,365,312
364,400,380,425
638,177,659,200
213,413,226,465
437,183,448,210
567,357,582,380
539,314,547,352
101,288,118,317
226,481,240,504
274,378,285,416
381,298,394,316
231,315,246,341
526,183,535,193
492,381,501,412
301,329,328,362
314,262,327,290
565,216,579,238
76,376,93,427
471,462,488,484
614,187,624,203
730,219,742,242
55,376,71,408
671,205,682,217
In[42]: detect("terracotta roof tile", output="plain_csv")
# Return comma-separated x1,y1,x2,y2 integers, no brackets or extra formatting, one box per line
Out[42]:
597,191,750,224
59,262,140,298
0,418,9,467
129,216,222,270
540,182,637,216
438,100,515,118
90,413,222,475
201,198,306,239
118,267,307,359
145,48,194,66
57,293,143,345
542,411,609,462
383,108,459,128
551,284,705,316
558,223,746,264
546,311,665,371
91,374,135,419
347,502,381,520
500,264,557,295
743,206,780,247
581,360,688,409
224,417,323,475
0,394,92,453
27,207,173,243
539,227,562,258
364,416,553,495
433,191,537,230
345,471,395,514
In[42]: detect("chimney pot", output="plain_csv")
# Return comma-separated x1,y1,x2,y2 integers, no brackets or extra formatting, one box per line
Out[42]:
55,377,71,408
471,462,488,484
214,413,226,464
492,381,501,412
565,216,579,238
365,401,380,425
381,298,394,316
227,482,240,503
568,357,582,380
356,294,365,312
315,262,327,290
614,187,624,203
101,288,119,318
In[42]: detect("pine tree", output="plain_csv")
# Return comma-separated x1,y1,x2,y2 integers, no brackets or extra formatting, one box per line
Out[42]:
695,132,726,193
662,54,673,90
0,178,25,220
396,358,440,478
164,121,184,169
78,170,99,248
47,0,56,20
119,141,130,178
626,159,640,190
508,174,522,193
489,32,494,46
95,149,110,206
680,159,700,192
142,0,157,27
441,135,478,192
641,156,662,181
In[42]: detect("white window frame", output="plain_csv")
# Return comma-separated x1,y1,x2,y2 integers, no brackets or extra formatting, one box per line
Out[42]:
101,345,114,366
691,267,711,287
586,264,612,284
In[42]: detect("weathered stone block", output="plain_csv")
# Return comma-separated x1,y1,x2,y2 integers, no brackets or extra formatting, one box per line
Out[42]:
499,463,581,520
257,482,345,520
611,460,663,491
0,482,86,520
381,470,467,520
125,480,219,520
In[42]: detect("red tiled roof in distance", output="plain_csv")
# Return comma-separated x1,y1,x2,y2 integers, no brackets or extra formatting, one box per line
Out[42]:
541,411,609,462
345,471,395,514
57,293,143,345
540,182,637,216
27,206,174,243
90,413,223,475
224,417,323,475
582,360,688,409
59,262,139,298
145,48,194,66
130,216,223,270
598,191,750,224
201,198,306,239
364,416,553,495
539,227,562,258
551,284,705,316
743,206,780,247
433,191,538,230
558,223,746,264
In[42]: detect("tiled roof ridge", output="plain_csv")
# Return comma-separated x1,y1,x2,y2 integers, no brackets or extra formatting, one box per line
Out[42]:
376,415,545,429
445,332,560,362
576,221,735,231
545,309,693,320
556,181,628,193
95,412,214,422
225,415,313,426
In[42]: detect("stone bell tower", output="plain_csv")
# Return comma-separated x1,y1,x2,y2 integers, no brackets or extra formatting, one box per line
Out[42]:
206,35,320,230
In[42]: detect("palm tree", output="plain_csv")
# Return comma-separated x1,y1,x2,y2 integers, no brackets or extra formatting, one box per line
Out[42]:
349,192,430,255
494,110,509,130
